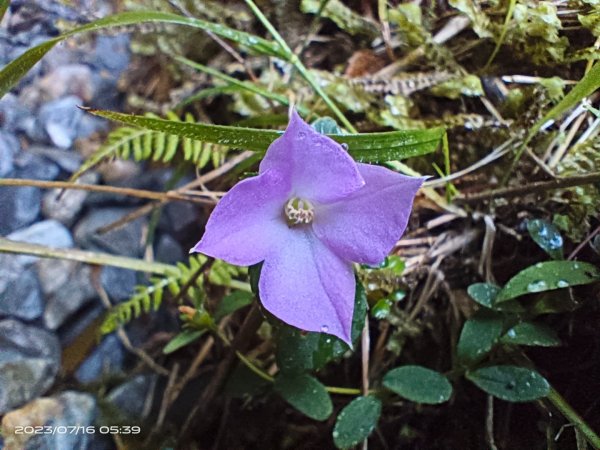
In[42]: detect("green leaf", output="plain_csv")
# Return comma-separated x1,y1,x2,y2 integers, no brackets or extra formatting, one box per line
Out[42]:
0,11,285,99
0,0,9,24
500,322,561,347
214,291,254,321
225,363,271,398
383,365,452,404
85,109,444,163
276,281,367,372
163,329,206,354
311,117,343,135
467,366,550,402
467,283,501,308
527,219,564,260
301,0,379,38
333,396,382,449
496,261,600,303
457,311,504,366
274,373,333,421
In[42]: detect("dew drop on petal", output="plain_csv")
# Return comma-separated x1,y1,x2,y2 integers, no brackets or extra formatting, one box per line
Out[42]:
556,279,569,288
320,325,329,333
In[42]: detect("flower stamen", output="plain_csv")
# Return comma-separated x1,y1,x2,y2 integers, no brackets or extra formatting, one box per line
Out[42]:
284,197,314,226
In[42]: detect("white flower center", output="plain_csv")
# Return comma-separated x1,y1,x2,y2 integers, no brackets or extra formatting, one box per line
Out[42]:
284,197,314,226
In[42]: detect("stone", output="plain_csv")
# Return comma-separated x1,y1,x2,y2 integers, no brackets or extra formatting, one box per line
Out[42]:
101,266,137,302
74,207,146,257
75,334,126,383
43,265,97,330
37,64,95,102
0,186,41,235
0,93,31,133
0,130,19,177
1,391,97,450
28,145,84,174
42,173,97,226
13,150,60,181
107,373,157,420
155,234,184,264
0,319,61,414
7,220,73,264
57,304,104,347
0,267,43,321
37,96,83,149
36,259,77,297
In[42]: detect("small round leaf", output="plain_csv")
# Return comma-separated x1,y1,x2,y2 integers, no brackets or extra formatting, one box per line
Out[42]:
467,365,550,402
383,365,452,404
333,396,382,449
274,373,332,421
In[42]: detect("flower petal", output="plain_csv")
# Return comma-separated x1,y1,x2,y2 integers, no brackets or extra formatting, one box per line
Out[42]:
259,109,364,203
313,163,424,265
259,229,355,344
191,169,291,266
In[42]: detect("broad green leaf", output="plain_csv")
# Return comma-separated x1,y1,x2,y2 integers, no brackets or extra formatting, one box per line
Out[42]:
457,311,504,366
225,364,270,398
527,219,564,260
467,365,550,402
0,10,285,98
496,261,600,303
276,281,367,372
333,396,382,449
500,322,561,347
85,109,444,163
162,329,206,354
214,291,254,321
383,365,452,404
274,373,333,421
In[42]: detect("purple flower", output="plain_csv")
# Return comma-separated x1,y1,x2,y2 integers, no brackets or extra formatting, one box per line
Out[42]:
191,111,424,344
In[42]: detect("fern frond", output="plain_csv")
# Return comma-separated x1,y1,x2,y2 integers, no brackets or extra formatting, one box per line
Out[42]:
100,254,207,334
71,112,230,181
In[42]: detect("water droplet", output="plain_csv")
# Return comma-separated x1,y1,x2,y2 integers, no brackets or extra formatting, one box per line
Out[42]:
341,143,349,151
574,263,580,269
527,280,548,293
320,325,329,333
332,431,339,439
507,329,516,338
556,279,569,288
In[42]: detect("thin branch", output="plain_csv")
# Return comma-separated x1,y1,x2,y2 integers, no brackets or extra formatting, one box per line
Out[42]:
0,178,217,204
455,172,600,203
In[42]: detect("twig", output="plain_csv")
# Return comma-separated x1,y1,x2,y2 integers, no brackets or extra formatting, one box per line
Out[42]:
568,225,600,260
361,316,371,450
0,238,175,274
0,178,216,204
456,172,600,203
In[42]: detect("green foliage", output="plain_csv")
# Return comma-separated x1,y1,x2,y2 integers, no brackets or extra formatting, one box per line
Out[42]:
500,322,561,347
300,0,378,38
457,311,504,366
527,219,564,259
466,365,550,402
495,261,600,303
88,108,445,164
163,329,207,354
274,373,333,421
333,396,382,449
383,365,452,404
214,291,254,322
72,112,228,181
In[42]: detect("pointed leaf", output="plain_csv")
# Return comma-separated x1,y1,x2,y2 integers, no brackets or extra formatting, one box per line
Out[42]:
457,311,504,366
527,219,564,259
500,322,561,347
496,261,600,303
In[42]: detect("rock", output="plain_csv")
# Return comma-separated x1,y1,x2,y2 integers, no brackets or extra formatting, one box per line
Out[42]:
7,220,73,264
0,130,19,177
161,201,201,236
13,150,60,181
43,265,97,330
42,172,97,226
37,64,95,102
37,96,83,148
92,34,130,74
107,373,157,420
0,186,40,235
0,93,31,133
74,207,146,257
1,391,97,450
57,304,104,347
0,319,61,414
0,267,43,321
155,234,184,264
36,259,77,297
28,145,84,173
101,266,137,302
75,334,126,383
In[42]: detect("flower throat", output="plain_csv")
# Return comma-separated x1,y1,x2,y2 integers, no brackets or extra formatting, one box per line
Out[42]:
284,197,314,226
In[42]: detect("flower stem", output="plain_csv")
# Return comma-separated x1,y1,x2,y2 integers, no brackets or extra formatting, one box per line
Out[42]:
243,0,358,133
547,387,600,449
